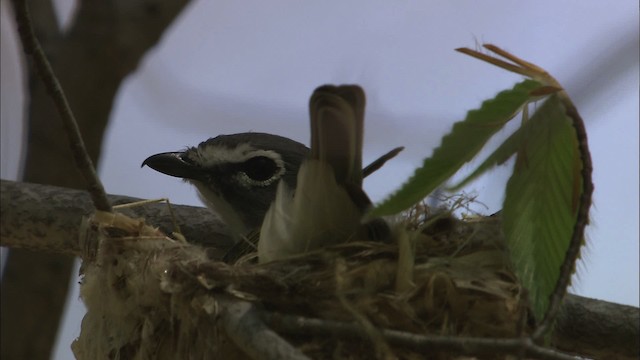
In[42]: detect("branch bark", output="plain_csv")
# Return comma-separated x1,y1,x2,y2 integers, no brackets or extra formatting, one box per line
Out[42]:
553,294,640,359
1,179,638,359
1,179,234,258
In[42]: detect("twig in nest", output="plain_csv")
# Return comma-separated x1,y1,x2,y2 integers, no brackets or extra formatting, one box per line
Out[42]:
113,198,184,241
335,259,396,359
216,296,311,360
263,313,578,360
10,0,111,212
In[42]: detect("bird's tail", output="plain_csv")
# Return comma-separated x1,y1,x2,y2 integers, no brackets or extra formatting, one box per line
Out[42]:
259,85,368,262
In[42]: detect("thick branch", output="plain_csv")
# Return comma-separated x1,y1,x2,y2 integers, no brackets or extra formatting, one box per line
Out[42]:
0,179,234,259
554,294,639,359
1,179,638,359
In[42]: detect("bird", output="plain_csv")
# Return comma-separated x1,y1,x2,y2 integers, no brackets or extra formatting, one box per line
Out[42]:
142,85,402,261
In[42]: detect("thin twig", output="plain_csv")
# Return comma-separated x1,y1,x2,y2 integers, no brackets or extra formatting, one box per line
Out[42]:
10,0,111,212
264,313,578,360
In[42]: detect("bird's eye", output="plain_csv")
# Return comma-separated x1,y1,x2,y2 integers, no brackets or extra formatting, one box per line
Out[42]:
240,156,279,182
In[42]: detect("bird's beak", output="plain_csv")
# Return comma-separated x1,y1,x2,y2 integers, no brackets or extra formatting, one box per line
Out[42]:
141,152,203,180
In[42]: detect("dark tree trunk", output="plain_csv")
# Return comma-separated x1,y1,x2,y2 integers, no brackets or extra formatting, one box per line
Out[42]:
1,1,190,358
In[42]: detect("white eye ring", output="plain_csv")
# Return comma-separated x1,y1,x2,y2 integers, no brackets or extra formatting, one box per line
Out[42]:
234,170,283,188
233,150,286,188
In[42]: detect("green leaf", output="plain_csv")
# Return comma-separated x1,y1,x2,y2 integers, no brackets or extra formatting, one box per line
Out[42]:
502,94,582,320
370,79,545,217
447,108,530,192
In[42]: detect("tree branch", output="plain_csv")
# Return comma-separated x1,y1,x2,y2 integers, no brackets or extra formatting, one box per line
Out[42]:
1,179,638,359
0,179,234,258
553,294,639,359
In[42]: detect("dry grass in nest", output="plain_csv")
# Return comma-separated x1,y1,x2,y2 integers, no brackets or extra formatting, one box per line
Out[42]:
72,203,529,360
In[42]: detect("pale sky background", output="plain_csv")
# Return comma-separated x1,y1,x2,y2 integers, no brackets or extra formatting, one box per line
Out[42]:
1,1,638,359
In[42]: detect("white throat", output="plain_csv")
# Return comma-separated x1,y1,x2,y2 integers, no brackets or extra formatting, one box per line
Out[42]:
191,181,248,239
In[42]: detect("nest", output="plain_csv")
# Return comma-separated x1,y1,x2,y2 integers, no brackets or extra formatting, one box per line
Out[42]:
72,204,528,360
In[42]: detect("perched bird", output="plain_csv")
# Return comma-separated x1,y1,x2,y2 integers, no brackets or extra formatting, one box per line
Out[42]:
143,85,402,261
259,85,371,262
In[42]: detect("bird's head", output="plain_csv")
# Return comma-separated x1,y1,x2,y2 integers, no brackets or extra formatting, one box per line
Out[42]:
142,132,309,236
